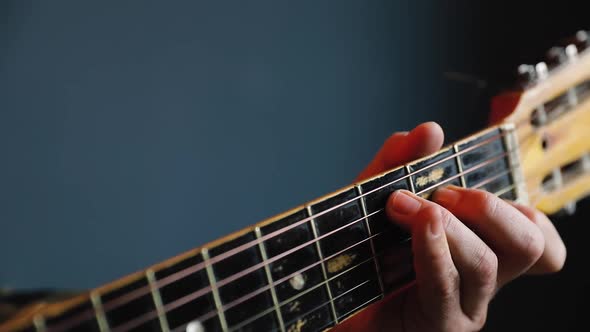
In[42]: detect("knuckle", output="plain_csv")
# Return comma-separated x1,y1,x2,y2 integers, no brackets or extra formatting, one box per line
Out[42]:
522,227,545,266
418,204,442,221
521,206,541,222
547,242,567,273
471,310,489,330
472,245,498,289
467,189,501,218
418,203,454,232
527,208,548,225
476,191,501,218
433,266,461,302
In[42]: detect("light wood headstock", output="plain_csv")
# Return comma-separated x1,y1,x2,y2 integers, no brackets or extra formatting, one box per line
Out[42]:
491,30,590,215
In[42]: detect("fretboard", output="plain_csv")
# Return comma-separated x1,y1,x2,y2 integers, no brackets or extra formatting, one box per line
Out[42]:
10,124,525,332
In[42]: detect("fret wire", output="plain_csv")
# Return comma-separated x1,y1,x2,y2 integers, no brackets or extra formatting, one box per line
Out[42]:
188,162,517,330
91,292,109,332
98,174,517,332
146,269,170,332
47,293,106,332
214,222,384,319
289,279,372,328
157,130,506,277
33,315,46,332
102,131,506,322
307,205,339,325
356,185,385,296
202,248,229,332
416,152,508,196
90,130,509,317
453,144,468,188
255,227,286,332
278,287,383,332
279,257,377,313
172,240,385,332
288,228,520,332
405,165,416,193
231,267,376,332
47,128,518,332
126,210,385,332
494,183,516,198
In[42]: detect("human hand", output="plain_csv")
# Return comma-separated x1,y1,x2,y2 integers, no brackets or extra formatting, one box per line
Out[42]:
334,122,566,332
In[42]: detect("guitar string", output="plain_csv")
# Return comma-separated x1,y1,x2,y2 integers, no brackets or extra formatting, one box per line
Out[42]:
102,132,505,302
100,154,516,332
115,228,392,332
177,254,392,332
182,176,517,332
221,140,536,332
124,160,515,332
225,264,377,332
38,84,590,330
172,248,390,332
47,133,514,332
117,159,513,332
122,146,556,332
247,280,417,332
268,276,419,332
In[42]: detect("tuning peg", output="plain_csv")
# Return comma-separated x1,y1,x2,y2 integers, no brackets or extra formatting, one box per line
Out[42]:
575,30,589,50
535,62,549,79
546,47,567,68
563,30,590,52
565,44,579,60
582,153,590,171
563,201,577,216
516,64,537,87
546,167,577,216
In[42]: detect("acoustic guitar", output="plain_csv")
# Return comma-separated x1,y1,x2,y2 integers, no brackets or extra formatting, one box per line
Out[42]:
2,30,590,332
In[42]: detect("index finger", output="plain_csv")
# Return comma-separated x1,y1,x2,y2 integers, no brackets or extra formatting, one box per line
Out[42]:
356,122,444,181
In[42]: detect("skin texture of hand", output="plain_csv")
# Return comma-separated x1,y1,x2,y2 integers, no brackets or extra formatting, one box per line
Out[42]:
332,122,567,332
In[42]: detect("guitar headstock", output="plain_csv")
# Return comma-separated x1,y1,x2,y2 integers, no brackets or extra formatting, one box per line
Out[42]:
491,30,590,215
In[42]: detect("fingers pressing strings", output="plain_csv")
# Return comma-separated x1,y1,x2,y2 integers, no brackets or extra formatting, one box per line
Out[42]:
432,186,546,286
509,202,567,274
387,190,497,329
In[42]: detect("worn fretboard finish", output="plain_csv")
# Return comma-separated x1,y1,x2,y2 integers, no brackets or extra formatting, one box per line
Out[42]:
6,124,526,332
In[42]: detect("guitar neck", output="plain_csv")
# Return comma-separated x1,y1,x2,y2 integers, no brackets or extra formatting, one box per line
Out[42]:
4,124,526,332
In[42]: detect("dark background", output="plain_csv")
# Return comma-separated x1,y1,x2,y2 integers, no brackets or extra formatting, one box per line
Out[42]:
1,1,589,331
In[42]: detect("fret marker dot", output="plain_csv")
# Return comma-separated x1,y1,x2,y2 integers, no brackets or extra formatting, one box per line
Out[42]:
289,273,306,290
186,320,205,332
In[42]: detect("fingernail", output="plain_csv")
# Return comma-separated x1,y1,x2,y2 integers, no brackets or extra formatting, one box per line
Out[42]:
432,186,462,208
428,217,443,238
389,190,421,215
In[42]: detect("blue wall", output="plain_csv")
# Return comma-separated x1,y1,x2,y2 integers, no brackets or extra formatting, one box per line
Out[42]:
0,1,459,290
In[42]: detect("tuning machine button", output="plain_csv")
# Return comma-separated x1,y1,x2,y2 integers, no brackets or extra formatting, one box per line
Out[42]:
546,47,567,68
516,64,537,87
563,30,589,52
565,44,579,60
535,61,549,79
517,62,547,83
563,201,577,216
574,30,589,51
